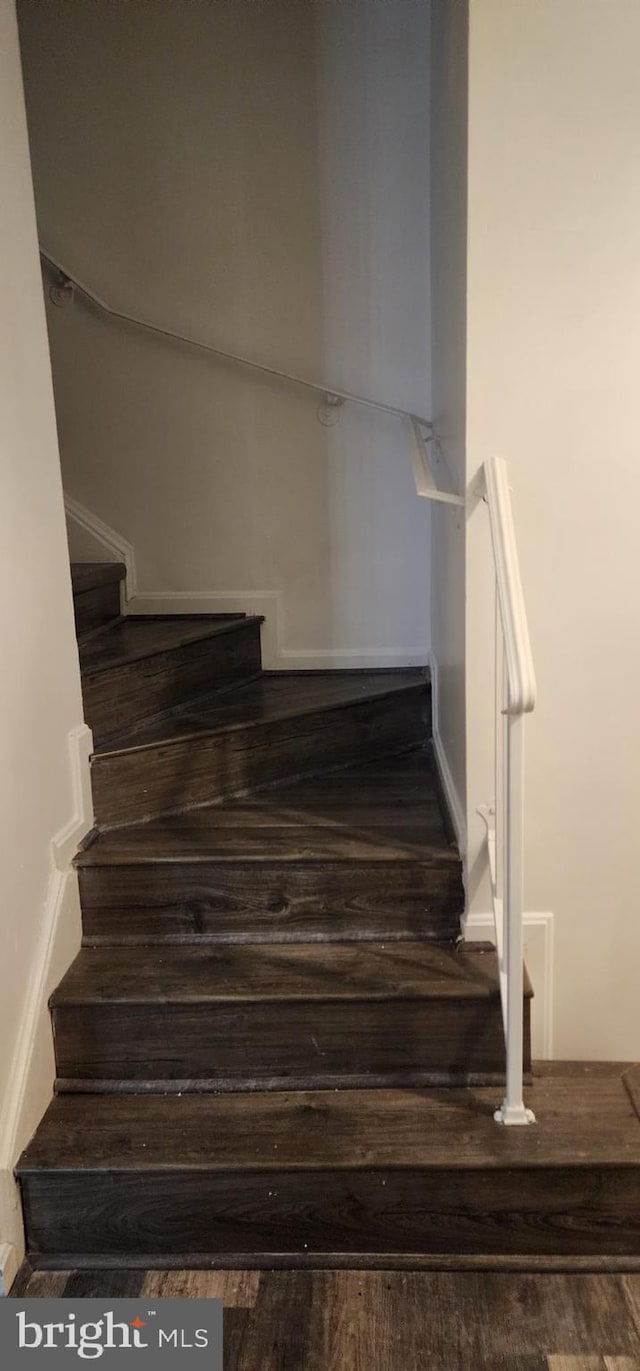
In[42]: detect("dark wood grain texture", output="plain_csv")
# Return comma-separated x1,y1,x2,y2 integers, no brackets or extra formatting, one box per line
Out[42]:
78,871,462,946
20,565,568,1271
214,1270,640,1371
70,563,127,596
624,1067,640,1121
8,1265,69,1296
63,1268,145,1298
12,1267,640,1369
51,942,517,1087
94,670,429,752
81,616,263,744
89,674,431,826
15,1255,640,1274
19,1164,640,1262
71,563,126,640
79,615,251,675
18,1068,640,1261
142,1267,261,1305
78,750,464,945
73,585,122,640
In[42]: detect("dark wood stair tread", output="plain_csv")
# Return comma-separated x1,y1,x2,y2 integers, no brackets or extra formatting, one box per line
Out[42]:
77,749,458,867
77,745,452,860
79,824,456,865
79,614,254,678
51,942,507,1006
71,562,126,596
93,668,428,756
19,1065,640,1173
77,752,465,947
19,1067,640,1260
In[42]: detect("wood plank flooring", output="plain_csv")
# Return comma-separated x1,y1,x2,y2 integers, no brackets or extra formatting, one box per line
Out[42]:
11,1266,640,1369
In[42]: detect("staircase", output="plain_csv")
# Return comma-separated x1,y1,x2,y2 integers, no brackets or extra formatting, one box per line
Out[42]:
17,564,640,1266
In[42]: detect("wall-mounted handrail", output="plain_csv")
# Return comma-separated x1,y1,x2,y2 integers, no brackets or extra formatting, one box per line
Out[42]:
479,455,536,1126
41,248,430,429
40,248,465,507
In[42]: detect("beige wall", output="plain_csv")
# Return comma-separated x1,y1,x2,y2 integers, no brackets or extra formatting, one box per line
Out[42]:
0,0,87,1286
18,0,432,668
465,0,640,1058
429,0,468,844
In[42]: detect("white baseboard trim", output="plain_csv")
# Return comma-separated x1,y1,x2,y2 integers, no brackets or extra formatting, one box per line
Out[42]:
134,599,428,671
0,868,82,1278
131,592,426,669
428,651,466,854
63,496,429,668
276,648,429,670
0,1240,19,1297
51,724,94,869
431,725,466,854
0,726,92,1278
64,494,137,601
465,911,555,1060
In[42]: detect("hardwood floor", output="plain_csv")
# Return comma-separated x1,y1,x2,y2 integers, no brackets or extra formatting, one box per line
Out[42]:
11,1266,640,1369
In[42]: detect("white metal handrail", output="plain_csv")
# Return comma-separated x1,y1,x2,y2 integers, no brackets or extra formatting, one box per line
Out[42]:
40,248,464,507
484,458,536,715
479,455,536,1125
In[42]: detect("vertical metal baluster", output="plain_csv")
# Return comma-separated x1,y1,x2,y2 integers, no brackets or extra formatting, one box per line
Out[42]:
495,583,503,908
495,700,535,1125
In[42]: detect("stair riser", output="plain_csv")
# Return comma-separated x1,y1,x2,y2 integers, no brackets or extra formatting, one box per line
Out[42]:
21,1163,640,1259
52,996,518,1086
90,687,431,827
78,864,463,944
83,622,262,745
73,581,122,640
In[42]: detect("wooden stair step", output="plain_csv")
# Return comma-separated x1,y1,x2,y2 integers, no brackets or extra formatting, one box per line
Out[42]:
80,615,263,745
79,614,250,676
89,670,431,827
77,750,463,946
17,1065,640,1261
71,561,126,640
50,942,525,1088
70,562,127,596
93,668,429,753
53,940,502,1004
79,810,452,858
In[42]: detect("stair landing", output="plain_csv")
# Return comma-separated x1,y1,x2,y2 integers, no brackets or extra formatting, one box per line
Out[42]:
19,1064,640,1264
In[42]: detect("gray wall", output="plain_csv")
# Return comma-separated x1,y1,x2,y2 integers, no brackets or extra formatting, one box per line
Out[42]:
19,0,433,668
